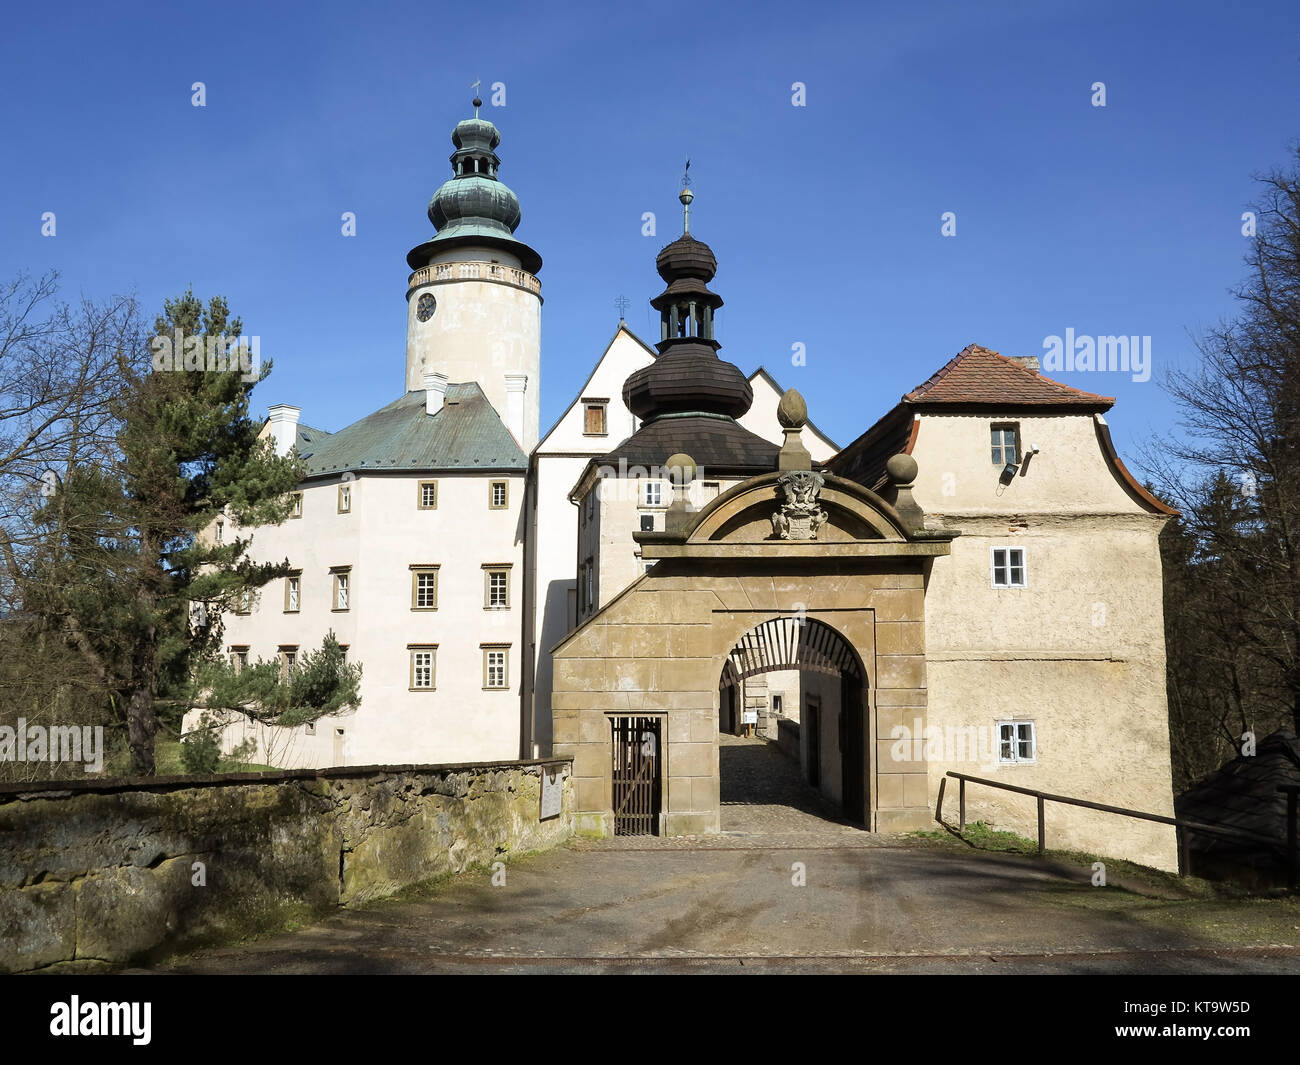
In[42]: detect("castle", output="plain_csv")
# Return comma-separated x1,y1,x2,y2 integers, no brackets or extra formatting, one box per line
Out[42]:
190,102,1179,868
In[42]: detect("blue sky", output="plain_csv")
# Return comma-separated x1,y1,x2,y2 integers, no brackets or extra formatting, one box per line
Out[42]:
2,0,1297,462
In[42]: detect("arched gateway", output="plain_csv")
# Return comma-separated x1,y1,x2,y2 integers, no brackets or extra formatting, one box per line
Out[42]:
551,442,955,837
719,617,866,822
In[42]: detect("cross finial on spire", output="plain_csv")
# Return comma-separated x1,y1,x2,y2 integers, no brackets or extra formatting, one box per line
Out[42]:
614,295,630,321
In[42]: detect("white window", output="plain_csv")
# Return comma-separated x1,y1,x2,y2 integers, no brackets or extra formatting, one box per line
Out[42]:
485,567,510,608
483,647,508,689
215,520,224,543
412,568,438,609
991,424,1019,466
285,574,301,612
237,589,253,615
419,481,438,509
338,483,351,513
991,546,1027,588
332,570,350,611
998,721,1036,763
410,646,437,690
490,480,508,509
290,492,303,518
643,481,663,507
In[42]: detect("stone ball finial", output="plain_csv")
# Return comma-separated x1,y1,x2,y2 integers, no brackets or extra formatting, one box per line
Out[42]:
886,453,918,485
777,388,808,429
664,452,696,485
472,96,483,110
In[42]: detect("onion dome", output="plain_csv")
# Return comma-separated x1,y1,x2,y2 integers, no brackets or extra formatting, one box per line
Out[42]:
406,99,542,274
622,186,751,423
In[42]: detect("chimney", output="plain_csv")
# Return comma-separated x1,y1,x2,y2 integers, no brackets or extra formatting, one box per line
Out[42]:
1007,355,1040,373
424,371,448,416
266,404,301,457
504,373,528,444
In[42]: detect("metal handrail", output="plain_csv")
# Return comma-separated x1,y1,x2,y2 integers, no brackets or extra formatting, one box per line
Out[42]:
936,771,1295,883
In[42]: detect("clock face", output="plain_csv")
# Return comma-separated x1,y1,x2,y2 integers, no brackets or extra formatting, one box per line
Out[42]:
416,293,436,322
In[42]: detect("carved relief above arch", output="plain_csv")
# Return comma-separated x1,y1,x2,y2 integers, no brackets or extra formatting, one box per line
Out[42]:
683,471,913,544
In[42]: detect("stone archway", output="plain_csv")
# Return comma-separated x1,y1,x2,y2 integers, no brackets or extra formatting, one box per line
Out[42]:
718,616,868,824
550,469,954,838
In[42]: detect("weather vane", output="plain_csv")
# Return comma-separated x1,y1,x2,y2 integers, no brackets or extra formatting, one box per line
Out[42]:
614,295,630,321
682,157,691,189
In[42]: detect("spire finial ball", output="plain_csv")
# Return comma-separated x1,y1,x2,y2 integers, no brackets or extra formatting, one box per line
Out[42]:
679,187,694,206
665,453,697,485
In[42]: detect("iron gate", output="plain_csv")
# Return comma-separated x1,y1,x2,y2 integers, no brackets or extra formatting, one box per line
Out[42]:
611,715,662,835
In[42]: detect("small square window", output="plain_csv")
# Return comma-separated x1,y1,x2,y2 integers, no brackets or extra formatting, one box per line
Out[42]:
583,401,607,436
418,481,438,509
991,547,1027,588
643,481,663,507
991,424,1020,466
409,645,437,690
998,721,1036,763
338,482,352,513
290,492,303,519
640,514,655,532
482,646,509,689
490,480,508,509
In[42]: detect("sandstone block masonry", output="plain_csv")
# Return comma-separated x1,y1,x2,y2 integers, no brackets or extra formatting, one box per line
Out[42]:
0,759,572,973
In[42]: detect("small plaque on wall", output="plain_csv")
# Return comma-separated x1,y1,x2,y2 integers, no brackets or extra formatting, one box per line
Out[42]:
540,766,562,821
742,710,758,725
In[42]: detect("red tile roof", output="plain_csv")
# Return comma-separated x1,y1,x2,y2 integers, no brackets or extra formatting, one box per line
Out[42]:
904,344,1114,409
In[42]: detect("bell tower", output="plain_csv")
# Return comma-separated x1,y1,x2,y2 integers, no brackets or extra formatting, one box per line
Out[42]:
404,97,543,450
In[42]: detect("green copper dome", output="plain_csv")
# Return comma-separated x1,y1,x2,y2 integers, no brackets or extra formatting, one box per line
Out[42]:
406,104,542,274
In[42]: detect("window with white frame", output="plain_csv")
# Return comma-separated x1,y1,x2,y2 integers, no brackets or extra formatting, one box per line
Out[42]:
215,519,224,543
338,483,351,513
236,588,253,615
998,721,1036,763
409,645,437,690
411,566,439,610
290,492,303,518
991,546,1027,588
643,480,663,507
485,566,510,608
991,424,1019,466
489,480,508,509
284,572,302,612
332,568,350,611
418,480,438,509
483,645,509,689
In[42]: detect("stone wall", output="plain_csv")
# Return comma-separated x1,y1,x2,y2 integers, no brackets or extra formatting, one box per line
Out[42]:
0,759,571,973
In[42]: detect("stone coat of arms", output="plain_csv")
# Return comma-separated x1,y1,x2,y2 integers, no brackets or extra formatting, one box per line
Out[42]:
771,470,828,540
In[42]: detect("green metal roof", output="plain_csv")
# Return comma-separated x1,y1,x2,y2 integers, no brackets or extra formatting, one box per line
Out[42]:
302,382,526,477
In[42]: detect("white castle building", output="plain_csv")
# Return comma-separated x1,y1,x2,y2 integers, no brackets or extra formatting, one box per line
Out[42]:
190,102,1178,869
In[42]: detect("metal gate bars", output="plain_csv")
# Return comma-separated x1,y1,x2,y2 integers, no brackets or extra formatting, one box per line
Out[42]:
611,715,662,835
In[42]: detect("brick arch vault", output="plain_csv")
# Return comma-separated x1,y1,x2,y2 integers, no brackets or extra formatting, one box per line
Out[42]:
550,469,955,838
718,615,868,824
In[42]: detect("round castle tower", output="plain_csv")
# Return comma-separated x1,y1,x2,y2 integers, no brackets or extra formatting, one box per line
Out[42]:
404,98,542,450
